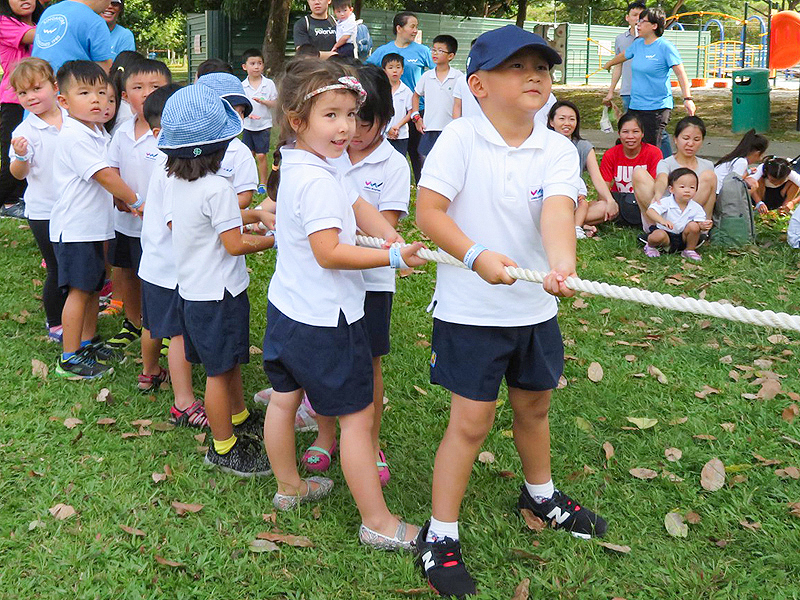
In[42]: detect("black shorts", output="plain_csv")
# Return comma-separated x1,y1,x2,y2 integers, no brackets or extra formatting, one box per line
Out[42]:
364,291,392,357
178,290,250,377
142,281,182,339
418,130,442,157
647,224,686,253
430,316,564,401
108,231,142,270
262,302,373,417
242,128,271,155
54,239,106,293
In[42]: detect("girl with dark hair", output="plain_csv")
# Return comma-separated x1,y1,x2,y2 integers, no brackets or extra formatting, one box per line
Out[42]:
748,156,800,213
547,100,617,236
713,128,768,194
0,0,44,217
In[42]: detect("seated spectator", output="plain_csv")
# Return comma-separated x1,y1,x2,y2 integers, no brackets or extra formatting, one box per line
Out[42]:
747,156,800,214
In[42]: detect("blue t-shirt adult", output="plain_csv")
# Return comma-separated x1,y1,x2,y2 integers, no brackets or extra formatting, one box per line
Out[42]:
625,37,682,111
32,0,112,74
367,41,433,94
108,24,135,57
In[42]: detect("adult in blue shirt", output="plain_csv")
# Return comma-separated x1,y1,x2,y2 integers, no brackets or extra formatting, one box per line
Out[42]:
101,0,135,57
368,11,432,183
604,7,695,150
32,0,113,74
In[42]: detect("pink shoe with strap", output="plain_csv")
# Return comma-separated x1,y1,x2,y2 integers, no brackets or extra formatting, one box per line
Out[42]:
681,249,702,261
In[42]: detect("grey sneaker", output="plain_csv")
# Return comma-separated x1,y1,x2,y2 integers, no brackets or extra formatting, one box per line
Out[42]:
204,436,272,477
273,476,333,510
0,201,25,219
55,347,114,380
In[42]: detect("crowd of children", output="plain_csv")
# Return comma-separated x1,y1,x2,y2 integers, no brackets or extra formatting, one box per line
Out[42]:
7,11,800,598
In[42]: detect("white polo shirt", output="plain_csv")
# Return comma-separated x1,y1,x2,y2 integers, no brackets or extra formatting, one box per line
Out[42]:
138,152,177,290
268,148,365,327
414,67,464,132
219,137,258,194
165,174,248,302
111,99,134,136
49,117,114,243
108,116,160,237
650,195,706,234
241,75,277,132
452,76,481,119
388,81,413,140
418,112,579,327
9,107,68,220
330,139,410,293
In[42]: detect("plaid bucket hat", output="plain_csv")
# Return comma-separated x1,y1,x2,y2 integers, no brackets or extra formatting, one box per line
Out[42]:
157,84,243,158
197,71,253,117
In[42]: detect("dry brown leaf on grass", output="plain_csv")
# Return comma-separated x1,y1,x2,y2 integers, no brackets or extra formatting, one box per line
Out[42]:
119,524,145,537
131,419,152,427
788,503,800,518
249,539,279,553
701,458,726,491
782,404,799,423
155,555,184,567
647,365,668,384
664,512,688,538
776,467,800,479
519,508,546,532
587,362,604,382
262,511,277,523
96,417,116,426
573,298,589,309
629,468,658,480
720,422,736,433
625,354,636,362
693,434,717,441
249,345,262,355
413,385,428,396
597,541,631,554
757,379,782,400
602,441,615,460
670,416,688,425
665,447,682,462
478,451,495,464
96,388,113,403
695,386,720,399
150,422,175,432
685,511,701,524
194,432,206,443
511,578,530,600
740,519,762,532
171,501,203,516
626,417,657,429
152,472,167,483
31,359,48,380
556,375,568,389
63,418,82,429
256,532,314,547
49,503,76,520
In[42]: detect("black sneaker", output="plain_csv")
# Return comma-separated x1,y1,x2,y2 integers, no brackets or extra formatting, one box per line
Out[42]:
55,347,114,380
0,200,25,219
106,318,142,349
517,486,607,539
233,408,265,439
636,231,649,245
415,521,477,598
697,232,709,248
204,435,271,477
87,336,126,364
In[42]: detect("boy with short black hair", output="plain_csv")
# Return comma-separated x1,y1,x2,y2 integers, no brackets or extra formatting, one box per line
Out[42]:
195,58,233,79
382,53,413,157
414,26,607,597
331,0,356,57
50,60,140,379
411,34,463,158
240,48,277,196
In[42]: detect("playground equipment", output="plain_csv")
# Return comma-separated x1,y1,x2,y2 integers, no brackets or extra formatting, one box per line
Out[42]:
768,11,800,131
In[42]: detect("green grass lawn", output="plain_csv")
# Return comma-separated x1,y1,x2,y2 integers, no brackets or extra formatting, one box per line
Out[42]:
1,199,800,599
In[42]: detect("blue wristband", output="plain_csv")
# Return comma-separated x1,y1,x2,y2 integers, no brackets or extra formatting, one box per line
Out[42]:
130,194,144,210
389,246,402,269
463,243,487,270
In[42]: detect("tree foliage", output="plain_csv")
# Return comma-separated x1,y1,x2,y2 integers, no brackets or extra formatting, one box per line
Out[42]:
123,0,187,52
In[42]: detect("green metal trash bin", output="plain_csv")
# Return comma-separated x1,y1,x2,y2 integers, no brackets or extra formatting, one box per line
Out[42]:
731,68,770,133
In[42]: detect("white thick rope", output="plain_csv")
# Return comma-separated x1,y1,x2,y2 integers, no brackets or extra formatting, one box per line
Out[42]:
356,235,800,333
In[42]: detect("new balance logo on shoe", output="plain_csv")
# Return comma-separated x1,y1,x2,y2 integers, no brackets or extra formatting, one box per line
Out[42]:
422,550,435,572
546,506,571,525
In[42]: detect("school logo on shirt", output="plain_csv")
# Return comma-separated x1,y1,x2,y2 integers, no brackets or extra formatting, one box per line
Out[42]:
645,54,657,60
36,14,68,49
363,180,383,193
530,188,544,201
144,152,159,161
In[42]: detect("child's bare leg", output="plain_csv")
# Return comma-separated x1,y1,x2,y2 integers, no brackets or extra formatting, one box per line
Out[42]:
574,197,589,228
255,153,268,188
229,364,246,415
114,267,141,327
310,415,337,449
62,288,91,353
81,292,100,342
265,389,304,493
167,335,195,411
372,355,384,457
683,221,701,250
632,167,656,228
431,394,496,521
205,369,235,442
508,387,551,484
141,327,162,376
647,229,669,248
584,199,619,226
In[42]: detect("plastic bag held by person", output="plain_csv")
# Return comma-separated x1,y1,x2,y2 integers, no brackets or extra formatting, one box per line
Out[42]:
600,106,613,134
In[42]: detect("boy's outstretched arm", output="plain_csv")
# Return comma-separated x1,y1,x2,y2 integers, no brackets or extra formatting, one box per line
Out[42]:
93,167,141,214
540,195,577,297
417,187,516,285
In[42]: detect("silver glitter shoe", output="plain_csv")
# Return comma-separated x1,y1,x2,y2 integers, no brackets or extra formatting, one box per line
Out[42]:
272,476,333,510
358,519,418,551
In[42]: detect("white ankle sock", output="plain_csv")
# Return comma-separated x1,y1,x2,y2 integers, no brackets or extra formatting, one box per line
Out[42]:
525,479,554,503
427,517,459,542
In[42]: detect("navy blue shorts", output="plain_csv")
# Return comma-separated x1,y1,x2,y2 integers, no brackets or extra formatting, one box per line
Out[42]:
108,231,142,270
388,138,408,157
364,291,392,357
262,302,373,417
54,239,106,293
142,281,182,339
242,128,271,155
178,290,250,377
336,42,355,57
430,316,564,401
647,224,686,253
418,130,442,157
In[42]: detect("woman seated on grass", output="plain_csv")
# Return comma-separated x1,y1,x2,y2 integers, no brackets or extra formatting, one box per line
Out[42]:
598,112,662,228
547,100,617,238
632,116,717,228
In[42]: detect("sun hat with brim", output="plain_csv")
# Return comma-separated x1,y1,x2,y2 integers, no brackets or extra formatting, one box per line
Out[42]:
197,71,253,117
157,84,243,159
466,25,562,77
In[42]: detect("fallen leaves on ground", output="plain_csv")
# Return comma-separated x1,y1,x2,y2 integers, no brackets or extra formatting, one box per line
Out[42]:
597,541,631,554
626,417,657,430
685,511,701,524
575,417,593,432
155,555,183,567
587,362,604,382
669,416,688,425
249,539,279,553
629,468,658,480
665,447,682,462
647,365,668,384
701,458,726,491
511,578,530,600
49,503,76,520
602,441,614,461
256,531,313,547
776,466,800,479
740,519,762,532
694,386,720,399
31,359,48,380
665,512,688,538
412,385,427,396
757,379,782,400
96,417,116,426
152,465,171,483
720,422,736,433
693,434,717,441
782,404,799,423
478,451,495,464
95,388,113,403
519,508,546,532
788,502,800,518
119,524,145,537
63,418,82,429
171,501,203,516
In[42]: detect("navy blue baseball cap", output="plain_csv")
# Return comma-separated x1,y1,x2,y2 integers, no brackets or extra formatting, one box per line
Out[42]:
466,25,562,77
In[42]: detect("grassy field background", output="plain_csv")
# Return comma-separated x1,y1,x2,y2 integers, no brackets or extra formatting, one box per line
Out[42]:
1,144,800,598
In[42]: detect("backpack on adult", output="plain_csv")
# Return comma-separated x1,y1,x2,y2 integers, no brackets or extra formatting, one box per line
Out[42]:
712,171,756,246
355,20,372,58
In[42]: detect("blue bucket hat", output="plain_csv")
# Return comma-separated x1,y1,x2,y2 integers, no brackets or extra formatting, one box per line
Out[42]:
197,71,253,117
466,25,562,77
157,84,243,159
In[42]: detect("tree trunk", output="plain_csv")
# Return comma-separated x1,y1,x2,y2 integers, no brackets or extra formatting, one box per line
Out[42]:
669,0,686,18
263,0,291,75
354,0,363,19
515,0,527,28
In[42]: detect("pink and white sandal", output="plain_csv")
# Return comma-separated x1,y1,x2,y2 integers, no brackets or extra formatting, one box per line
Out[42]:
377,450,390,487
301,440,337,472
